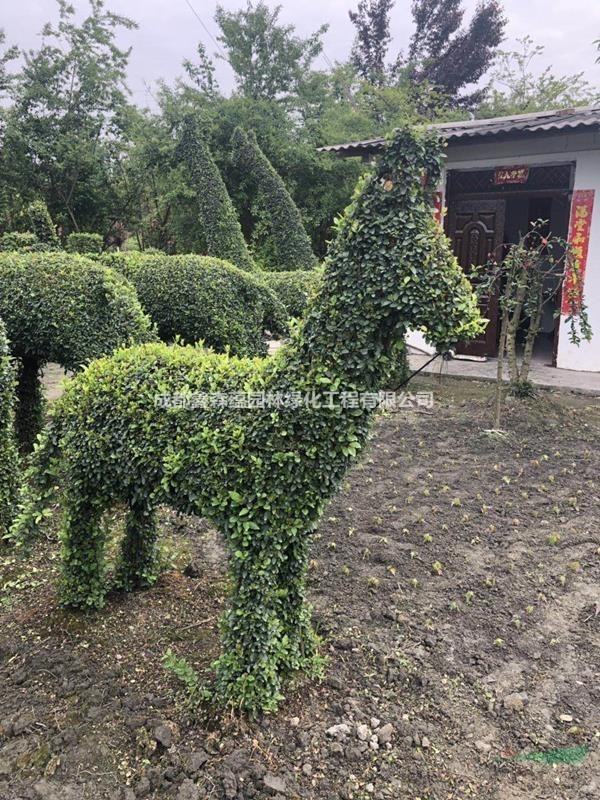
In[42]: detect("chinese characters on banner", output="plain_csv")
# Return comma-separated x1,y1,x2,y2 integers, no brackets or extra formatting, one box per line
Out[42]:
562,190,595,314
494,166,530,185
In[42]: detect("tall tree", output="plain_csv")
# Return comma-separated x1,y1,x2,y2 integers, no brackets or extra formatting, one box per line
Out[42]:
0,0,136,234
407,0,506,106
215,1,327,101
0,30,17,97
479,36,600,117
348,0,395,86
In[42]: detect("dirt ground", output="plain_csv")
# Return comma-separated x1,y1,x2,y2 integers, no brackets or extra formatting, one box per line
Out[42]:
1,377,599,800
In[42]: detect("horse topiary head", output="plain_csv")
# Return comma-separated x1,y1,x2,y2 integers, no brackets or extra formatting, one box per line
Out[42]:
297,125,484,387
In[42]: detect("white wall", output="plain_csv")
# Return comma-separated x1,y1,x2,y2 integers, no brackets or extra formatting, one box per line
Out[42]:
556,151,600,372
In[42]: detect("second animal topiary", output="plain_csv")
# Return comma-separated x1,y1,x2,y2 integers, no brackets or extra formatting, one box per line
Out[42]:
0,252,154,449
99,252,288,356
0,318,18,535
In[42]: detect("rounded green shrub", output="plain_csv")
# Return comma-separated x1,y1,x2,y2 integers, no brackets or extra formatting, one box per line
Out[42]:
261,269,323,318
0,251,154,449
66,232,104,254
13,126,482,713
231,128,317,271
0,232,48,252
99,252,287,357
0,318,18,535
177,119,256,272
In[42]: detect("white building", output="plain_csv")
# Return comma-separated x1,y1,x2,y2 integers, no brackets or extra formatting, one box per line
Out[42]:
321,107,600,373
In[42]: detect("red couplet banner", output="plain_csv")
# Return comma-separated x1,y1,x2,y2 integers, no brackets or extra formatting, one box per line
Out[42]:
562,190,595,314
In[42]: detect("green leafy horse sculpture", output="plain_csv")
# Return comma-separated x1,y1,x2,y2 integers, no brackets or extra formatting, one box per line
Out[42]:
12,127,483,712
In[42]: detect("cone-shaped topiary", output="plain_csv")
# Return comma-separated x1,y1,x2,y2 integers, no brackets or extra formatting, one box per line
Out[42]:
0,251,154,450
0,318,18,536
231,127,317,271
98,252,288,357
12,126,483,712
177,119,255,272
26,201,59,249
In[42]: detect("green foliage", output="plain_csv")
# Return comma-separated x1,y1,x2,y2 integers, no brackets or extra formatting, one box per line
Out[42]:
261,269,323,318
0,318,18,535
162,648,202,702
0,232,46,252
479,36,600,117
12,126,481,713
26,201,59,248
407,0,505,107
177,119,255,271
214,1,328,102
231,128,317,271
99,251,287,356
0,251,154,447
66,232,104,254
0,1,136,235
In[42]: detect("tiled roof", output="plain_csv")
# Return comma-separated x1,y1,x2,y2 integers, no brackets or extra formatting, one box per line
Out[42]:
318,106,600,155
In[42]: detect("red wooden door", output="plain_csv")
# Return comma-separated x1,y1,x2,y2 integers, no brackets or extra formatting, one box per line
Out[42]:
447,199,506,357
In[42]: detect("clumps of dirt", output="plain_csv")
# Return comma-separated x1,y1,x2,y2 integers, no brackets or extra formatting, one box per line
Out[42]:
1,377,599,799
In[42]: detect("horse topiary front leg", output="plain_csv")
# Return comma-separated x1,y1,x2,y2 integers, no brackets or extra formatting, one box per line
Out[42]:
214,517,321,713
117,501,159,592
274,532,321,676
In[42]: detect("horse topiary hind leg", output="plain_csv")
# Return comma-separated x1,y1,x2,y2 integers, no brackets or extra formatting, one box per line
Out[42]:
214,526,291,713
117,501,159,592
59,494,108,610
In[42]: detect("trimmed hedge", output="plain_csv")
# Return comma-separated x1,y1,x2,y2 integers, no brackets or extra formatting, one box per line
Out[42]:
261,269,323,318
177,119,255,272
231,128,317,271
12,126,482,713
99,252,288,357
0,232,48,252
0,318,18,535
66,232,104,254
0,251,154,449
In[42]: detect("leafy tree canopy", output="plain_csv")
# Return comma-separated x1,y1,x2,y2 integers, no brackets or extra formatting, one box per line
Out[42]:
214,1,328,102
480,37,600,117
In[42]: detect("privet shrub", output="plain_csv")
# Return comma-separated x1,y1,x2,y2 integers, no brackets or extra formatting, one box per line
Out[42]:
26,201,59,248
0,232,47,252
99,252,288,357
261,269,323,318
231,128,317,271
66,232,104,254
0,319,18,535
12,127,482,713
0,251,154,449
177,119,255,272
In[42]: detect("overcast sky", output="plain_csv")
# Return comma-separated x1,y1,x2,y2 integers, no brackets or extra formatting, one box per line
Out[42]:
3,0,600,107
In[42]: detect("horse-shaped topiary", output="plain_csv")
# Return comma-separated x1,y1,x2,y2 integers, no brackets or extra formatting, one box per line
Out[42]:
11,127,483,712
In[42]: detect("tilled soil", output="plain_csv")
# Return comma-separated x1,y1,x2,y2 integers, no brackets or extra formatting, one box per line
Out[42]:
1,378,599,800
